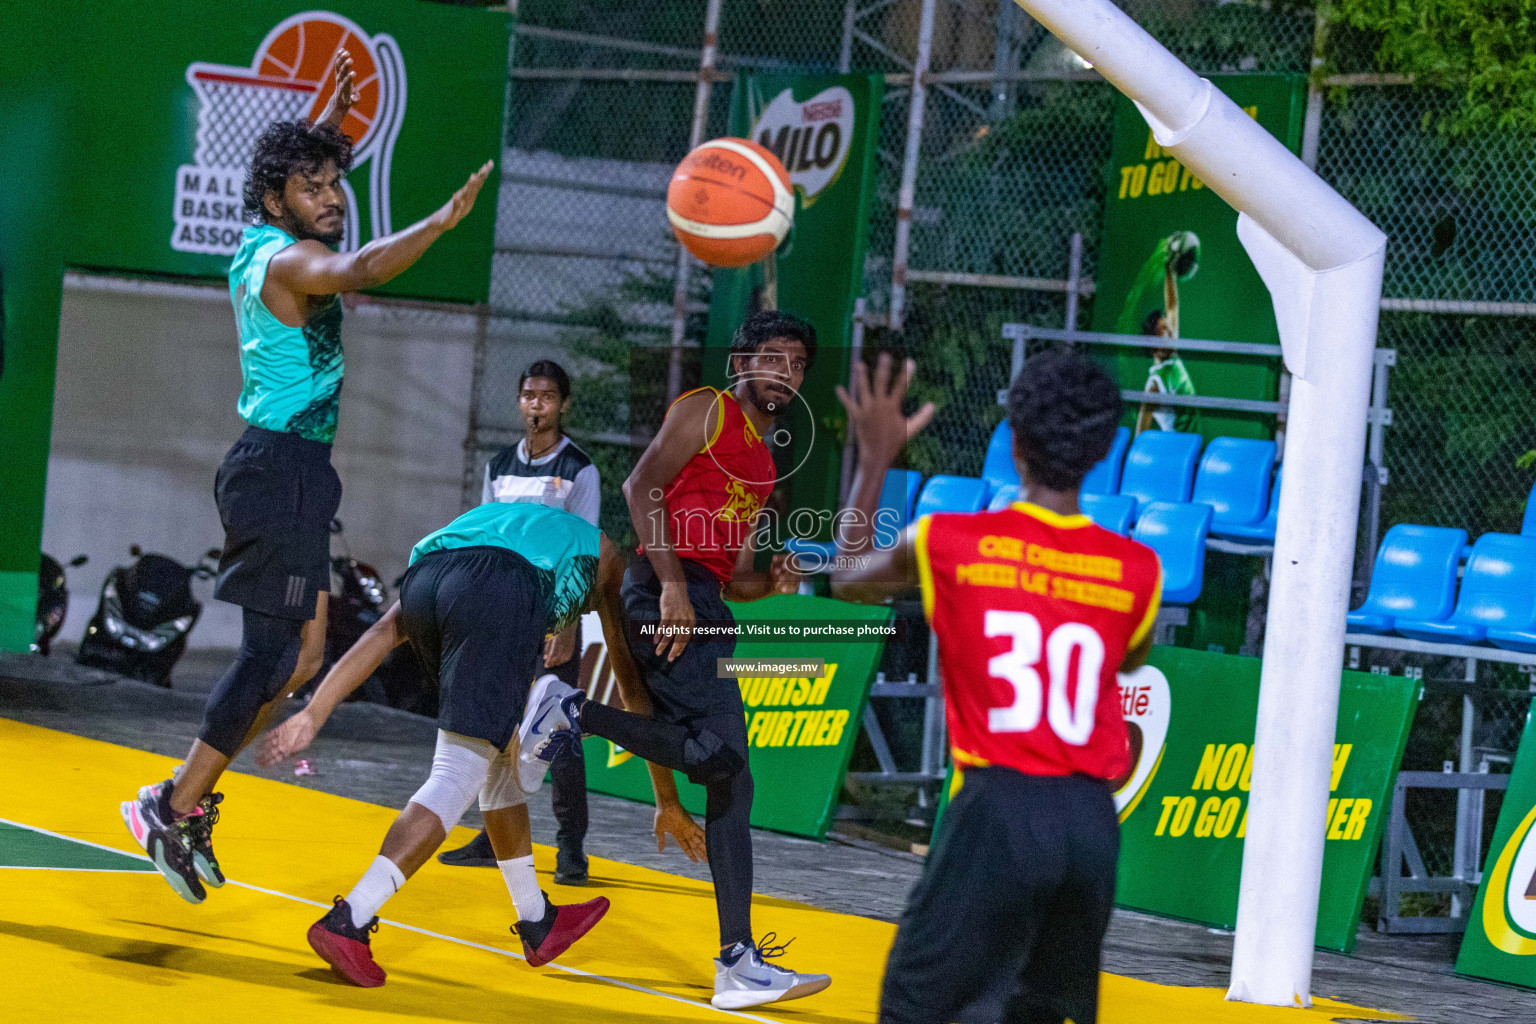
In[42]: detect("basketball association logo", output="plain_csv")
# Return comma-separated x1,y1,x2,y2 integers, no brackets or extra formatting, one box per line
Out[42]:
172,11,407,256
1111,664,1171,823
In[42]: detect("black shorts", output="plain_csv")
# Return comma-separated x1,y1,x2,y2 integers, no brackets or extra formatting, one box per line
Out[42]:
621,556,741,721
399,546,547,749
880,768,1120,1024
213,426,341,620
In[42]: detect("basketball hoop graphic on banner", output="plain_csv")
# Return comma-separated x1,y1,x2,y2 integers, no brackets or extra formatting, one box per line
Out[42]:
172,11,407,256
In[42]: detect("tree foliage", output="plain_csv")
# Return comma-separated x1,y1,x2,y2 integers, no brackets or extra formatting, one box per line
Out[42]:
1330,0,1536,134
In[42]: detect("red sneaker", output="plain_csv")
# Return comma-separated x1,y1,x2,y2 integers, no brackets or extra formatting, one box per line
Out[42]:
517,894,610,967
308,897,387,987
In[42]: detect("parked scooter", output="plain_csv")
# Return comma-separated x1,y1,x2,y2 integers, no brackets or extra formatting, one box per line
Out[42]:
34,552,88,655
76,546,219,688
324,520,436,715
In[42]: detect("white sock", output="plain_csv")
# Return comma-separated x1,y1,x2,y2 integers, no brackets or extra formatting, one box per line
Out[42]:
498,855,546,923
346,855,406,929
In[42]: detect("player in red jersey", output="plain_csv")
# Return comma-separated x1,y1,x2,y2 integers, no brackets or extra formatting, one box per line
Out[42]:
518,311,834,1009
832,348,1162,1024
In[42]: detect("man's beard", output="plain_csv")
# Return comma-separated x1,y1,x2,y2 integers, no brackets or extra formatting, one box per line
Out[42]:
301,223,345,245
750,378,794,415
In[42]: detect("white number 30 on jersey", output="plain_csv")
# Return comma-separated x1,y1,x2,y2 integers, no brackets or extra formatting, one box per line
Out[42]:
984,610,1105,746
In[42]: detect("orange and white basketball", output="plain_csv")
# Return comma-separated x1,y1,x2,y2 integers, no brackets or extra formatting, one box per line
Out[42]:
255,14,382,150
667,138,794,268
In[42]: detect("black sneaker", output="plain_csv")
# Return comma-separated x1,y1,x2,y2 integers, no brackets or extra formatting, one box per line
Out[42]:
437,828,497,867
120,779,206,904
554,843,588,885
183,791,226,887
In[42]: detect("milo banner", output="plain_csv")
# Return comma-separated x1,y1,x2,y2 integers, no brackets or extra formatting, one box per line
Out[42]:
576,594,894,838
1114,647,1415,951
704,73,883,522
1456,705,1536,988
1091,73,1306,443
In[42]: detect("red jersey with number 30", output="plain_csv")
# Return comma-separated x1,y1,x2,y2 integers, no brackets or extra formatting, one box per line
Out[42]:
917,502,1163,781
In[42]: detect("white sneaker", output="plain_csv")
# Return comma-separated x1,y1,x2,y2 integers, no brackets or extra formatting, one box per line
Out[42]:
711,937,831,1010
516,675,581,793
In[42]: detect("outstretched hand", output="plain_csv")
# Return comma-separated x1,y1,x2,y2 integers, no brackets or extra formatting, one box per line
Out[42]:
655,803,706,862
316,49,357,131
431,161,495,233
835,353,935,471
256,708,319,768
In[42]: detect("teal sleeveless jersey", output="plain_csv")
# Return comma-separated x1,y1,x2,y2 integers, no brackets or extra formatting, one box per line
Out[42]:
228,224,345,443
410,503,602,635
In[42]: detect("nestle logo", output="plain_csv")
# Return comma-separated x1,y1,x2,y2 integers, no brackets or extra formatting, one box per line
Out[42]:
801,100,842,123
692,152,746,179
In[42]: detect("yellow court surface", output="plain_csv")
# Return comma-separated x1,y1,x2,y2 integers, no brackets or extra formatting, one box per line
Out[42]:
0,718,1400,1024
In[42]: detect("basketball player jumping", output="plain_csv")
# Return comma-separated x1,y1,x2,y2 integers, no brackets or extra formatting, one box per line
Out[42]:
832,350,1162,1024
121,51,495,904
517,311,831,1010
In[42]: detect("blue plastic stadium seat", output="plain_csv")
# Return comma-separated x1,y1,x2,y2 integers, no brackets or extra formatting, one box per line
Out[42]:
1192,437,1277,533
916,475,987,518
1080,492,1136,536
1132,501,1213,605
1211,465,1282,543
1119,430,1203,512
981,421,1019,500
1523,479,1536,536
1344,524,1467,635
987,484,1019,512
1396,533,1536,645
785,468,923,564
1081,426,1131,496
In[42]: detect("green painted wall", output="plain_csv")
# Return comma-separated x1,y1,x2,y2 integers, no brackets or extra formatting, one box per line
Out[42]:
0,2,508,649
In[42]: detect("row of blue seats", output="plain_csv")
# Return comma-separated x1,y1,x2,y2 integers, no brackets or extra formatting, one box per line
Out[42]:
786,465,1211,605
1347,525,1536,653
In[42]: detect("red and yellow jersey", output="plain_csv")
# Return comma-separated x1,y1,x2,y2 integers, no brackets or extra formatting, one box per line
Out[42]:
917,502,1163,781
643,386,776,585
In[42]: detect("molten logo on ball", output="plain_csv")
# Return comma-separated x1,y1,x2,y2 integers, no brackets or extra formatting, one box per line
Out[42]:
172,10,408,256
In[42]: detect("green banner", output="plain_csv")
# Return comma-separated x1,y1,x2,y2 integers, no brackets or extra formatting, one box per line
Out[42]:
1456,704,1536,987
576,594,892,839
0,2,507,649
1090,74,1306,443
1113,647,1415,952
704,73,883,525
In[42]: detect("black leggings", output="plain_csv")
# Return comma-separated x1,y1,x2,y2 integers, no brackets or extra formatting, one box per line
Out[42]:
198,608,305,757
581,701,754,948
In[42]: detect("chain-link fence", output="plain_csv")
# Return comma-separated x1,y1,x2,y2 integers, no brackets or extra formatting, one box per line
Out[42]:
475,0,1536,855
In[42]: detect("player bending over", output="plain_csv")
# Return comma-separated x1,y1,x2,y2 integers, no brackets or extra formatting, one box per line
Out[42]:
252,501,705,986
518,311,831,1010
121,50,494,906
833,350,1162,1024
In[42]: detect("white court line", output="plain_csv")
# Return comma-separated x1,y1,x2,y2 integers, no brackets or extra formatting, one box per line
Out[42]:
0,816,782,1024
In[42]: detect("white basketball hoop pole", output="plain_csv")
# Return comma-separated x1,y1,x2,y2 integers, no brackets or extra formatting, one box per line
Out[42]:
1010,0,1386,1007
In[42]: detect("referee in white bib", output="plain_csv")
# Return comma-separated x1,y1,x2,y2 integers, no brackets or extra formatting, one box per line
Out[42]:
438,360,599,882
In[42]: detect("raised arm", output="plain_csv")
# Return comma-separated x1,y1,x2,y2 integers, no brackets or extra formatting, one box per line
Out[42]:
623,389,718,661
314,49,356,133
830,354,934,605
255,602,405,766
265,160,494,297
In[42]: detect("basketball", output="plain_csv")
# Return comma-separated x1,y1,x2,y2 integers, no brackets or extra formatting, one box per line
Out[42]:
666,138,794,268
256,14,381,149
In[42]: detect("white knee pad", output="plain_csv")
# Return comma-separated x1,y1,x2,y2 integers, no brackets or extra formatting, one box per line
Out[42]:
410,730,496,832
479,746,529,812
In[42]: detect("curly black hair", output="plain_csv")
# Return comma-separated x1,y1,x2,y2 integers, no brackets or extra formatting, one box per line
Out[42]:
730,310,817,370
1007,347,1123,491
243,120,354,223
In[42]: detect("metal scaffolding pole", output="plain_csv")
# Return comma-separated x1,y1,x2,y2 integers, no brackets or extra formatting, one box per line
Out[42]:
667,0,724,402
886,0,936,333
